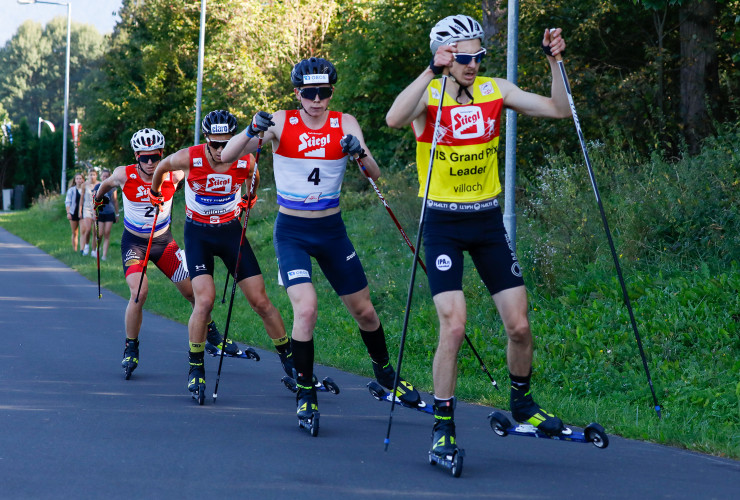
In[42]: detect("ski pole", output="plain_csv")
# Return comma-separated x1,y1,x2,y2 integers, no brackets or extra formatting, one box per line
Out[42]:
134,206,159,304
94,212,102,299
353,155,498,391
385,75,448,451
220,272,230,304
213,134,263,402
555,52,661,418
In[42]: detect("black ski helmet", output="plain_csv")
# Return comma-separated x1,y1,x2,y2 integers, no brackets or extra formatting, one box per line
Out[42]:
201,109,238,136
290,57,337,87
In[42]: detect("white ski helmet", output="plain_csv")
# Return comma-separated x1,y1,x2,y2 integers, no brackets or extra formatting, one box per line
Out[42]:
429,14,485,55
130,128,165,152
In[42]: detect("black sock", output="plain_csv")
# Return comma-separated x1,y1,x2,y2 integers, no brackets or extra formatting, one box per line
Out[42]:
360,324,389,365
510,370,532,392
291,338,314,387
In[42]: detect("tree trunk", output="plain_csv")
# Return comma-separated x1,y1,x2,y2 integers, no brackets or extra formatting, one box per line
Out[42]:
679,0,719,154
481,0,506,52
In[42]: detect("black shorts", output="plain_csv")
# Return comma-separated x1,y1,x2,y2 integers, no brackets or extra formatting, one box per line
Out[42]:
273,212,368,296
422,207,524,297
97,212,116,223
69,212,80,222
184,218,261,281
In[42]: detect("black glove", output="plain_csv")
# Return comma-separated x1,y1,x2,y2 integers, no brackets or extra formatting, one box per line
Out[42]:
93,196,109,213
340,134,367,159
246,111,275,138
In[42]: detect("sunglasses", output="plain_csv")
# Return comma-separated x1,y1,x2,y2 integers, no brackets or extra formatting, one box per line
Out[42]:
207,139,229,150
299,86,333,100
138,153,162,163
453,49,486,65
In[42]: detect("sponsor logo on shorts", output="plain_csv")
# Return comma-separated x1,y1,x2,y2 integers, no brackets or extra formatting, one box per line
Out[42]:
210,215,221,224
287,269,310,280
511,262,522,277
125,258,141,267
435,254,452,271
346,251,356,261
193,158,203,167
195,264,207,272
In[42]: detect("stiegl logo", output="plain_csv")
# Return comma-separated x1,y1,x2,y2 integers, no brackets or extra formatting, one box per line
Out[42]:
436,254,452,271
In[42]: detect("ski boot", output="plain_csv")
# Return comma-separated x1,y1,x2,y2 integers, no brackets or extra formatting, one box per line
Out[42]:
205,321,240,356
372,360,421,407
121,338,139,380
188,352,206,406
278,347,295,379
428,398,464,477
510,385,565,436
296,383,320,437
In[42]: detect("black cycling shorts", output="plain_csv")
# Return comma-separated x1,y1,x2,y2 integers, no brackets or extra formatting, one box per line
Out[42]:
422,207,524,297
184,218,261,281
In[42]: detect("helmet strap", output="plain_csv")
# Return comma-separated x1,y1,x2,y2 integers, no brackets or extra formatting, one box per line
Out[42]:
451,76,474,105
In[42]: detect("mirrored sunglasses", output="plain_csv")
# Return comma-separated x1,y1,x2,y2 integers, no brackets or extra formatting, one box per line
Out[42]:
453,49,486,65
138,153,162,163
299,86,333,100
207,139,229,150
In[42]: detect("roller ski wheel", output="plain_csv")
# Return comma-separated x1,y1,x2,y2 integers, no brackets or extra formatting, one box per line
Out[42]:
121,338,139,380
190,383,206,405
487,411,609,449
281,374,340,395
205,341,260,361
297,412,320,437
428,449,465,478
366,381,432,415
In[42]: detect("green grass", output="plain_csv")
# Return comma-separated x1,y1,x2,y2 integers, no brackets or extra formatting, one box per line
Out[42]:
2,153,738,460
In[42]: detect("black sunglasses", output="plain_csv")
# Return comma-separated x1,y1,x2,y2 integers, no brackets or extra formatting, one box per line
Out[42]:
299,87,333,100
453,49,486,65
207,139,229,150
138,153,162,163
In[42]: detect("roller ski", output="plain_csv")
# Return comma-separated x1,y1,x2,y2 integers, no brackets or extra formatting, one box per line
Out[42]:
121,338,139,380
366,381,432,414
204,322,259,361
367,360,428,412
282,373,340,395
428,398,464,478
295,384,320,437
488,411,609,448
188,352,206,406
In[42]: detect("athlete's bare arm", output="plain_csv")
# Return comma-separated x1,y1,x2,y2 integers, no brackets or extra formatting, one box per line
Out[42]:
151,149,190,193
94,166,128,200
342,114,380,181
222,110,286,162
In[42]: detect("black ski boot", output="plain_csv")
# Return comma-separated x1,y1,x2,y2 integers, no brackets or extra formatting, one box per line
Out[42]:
296,383,319,437
277,345,295,379
121,338,139,380
188,351,206,405
510,385,565,436
429,397,464,477
372,360,421,407
206,321,239,356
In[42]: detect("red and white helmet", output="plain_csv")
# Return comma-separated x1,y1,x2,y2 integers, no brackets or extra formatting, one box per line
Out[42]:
429,15,484,55
130,128,165,152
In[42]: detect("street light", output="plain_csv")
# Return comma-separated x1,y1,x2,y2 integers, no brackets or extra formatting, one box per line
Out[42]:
18,0,72,195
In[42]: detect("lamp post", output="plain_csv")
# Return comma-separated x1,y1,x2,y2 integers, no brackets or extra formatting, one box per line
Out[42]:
18,0,72,195
193,0,206,145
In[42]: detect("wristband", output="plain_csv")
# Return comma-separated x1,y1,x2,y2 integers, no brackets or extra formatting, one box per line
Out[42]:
245,127,255,138
429,59,444,75
541,43,554,57
358,152,368,160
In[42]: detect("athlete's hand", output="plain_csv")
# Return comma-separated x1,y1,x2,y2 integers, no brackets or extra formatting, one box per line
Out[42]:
149,189,164,209
93,196,109,213
246,111,274,138
237,193,258,210
340,134,367,159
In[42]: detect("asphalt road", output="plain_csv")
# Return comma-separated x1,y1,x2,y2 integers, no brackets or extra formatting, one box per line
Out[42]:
0,226,737,499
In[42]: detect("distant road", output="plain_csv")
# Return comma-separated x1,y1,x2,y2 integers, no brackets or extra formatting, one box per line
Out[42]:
0,226,737,499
